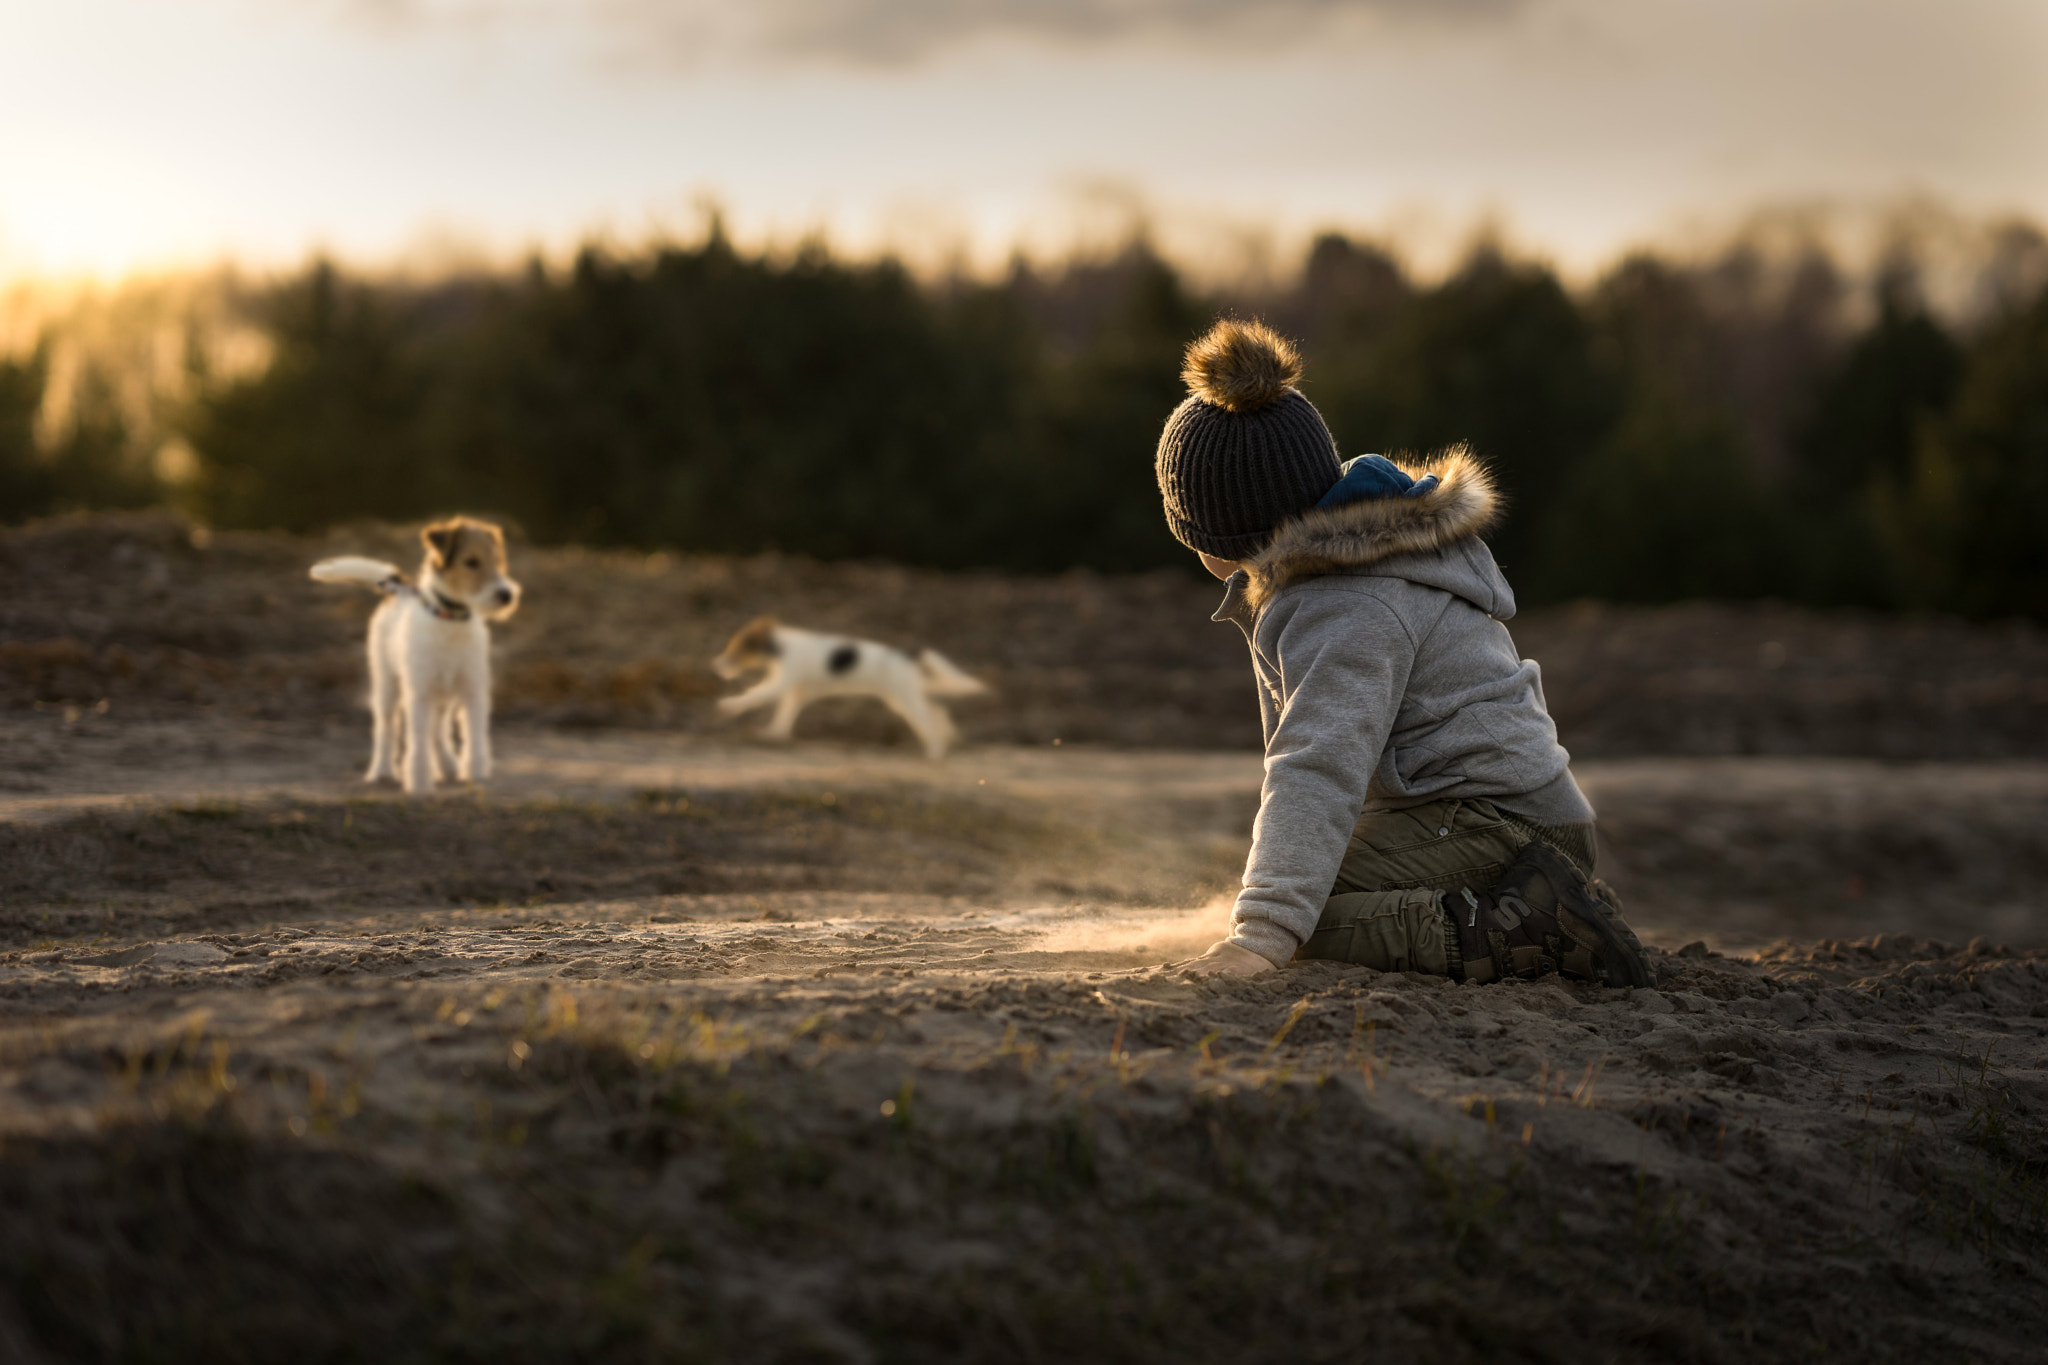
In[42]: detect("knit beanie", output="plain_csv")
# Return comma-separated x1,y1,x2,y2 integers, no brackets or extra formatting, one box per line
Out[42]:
1154,319,1343,559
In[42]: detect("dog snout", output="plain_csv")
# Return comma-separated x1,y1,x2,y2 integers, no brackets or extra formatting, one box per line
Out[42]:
486,578,522,619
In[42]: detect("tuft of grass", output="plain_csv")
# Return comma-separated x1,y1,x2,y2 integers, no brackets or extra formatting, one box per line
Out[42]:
1415,1143,1516,1257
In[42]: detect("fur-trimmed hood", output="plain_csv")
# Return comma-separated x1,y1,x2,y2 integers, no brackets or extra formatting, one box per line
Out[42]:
1240,445,1505,613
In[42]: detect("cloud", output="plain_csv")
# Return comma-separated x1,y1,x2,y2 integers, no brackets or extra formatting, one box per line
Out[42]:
732,0,1525,63
337,0,1527,66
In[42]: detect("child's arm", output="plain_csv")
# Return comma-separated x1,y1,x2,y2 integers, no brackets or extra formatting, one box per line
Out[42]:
1207,590,1417,969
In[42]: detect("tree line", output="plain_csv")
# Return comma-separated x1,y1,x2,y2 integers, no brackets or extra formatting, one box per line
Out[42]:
3,226,2045,617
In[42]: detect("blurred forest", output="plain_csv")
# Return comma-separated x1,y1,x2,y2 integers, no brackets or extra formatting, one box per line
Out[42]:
4,220,2047,617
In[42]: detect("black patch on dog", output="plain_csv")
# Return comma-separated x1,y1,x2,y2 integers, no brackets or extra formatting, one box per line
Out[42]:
827,644,860,676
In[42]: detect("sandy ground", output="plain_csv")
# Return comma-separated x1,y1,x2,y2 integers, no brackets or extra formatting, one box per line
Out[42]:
8,710,2048,953
4,512,2048,1360
7,510,2048,756
3,719,2047,1362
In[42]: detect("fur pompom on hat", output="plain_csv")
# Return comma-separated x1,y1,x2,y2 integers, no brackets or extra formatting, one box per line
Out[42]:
1155,319,1342,559
1181,319,1303,413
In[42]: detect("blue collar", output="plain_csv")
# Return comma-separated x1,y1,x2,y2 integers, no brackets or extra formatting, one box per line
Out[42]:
1316,454,1440,510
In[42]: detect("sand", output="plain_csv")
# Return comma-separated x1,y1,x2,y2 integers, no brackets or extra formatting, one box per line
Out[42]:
6,509,2047,756
4,511,2046,1359
2,723,2045,1362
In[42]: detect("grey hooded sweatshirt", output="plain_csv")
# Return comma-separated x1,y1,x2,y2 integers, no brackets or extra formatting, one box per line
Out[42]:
1212,448,1595,967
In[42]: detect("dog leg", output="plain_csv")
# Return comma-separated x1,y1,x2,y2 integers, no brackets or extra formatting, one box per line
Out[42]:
439,703,462,781
761,690,806,742
717,676,785,719
399,687,437,794
928,703,959,759
458,682,493,782
885,692,954,760
430,701,461,784
365,634,399,783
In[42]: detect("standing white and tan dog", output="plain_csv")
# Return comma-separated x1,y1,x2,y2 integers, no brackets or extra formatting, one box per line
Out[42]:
311,517,521,793
712,617,986,759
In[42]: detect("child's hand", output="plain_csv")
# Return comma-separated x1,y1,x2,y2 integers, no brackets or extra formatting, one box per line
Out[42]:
1175,940,1274,977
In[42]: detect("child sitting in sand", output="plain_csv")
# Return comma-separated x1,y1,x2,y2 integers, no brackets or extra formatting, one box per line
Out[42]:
1157,319,1656,987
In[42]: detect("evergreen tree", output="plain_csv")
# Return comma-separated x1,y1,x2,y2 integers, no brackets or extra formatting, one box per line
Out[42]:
1886,284,2048,619
1790,278,1963,605
187,262,438,531
0,345,54,521
44,364,161,513
1534,392,1785,603
1313,250,1621,578
1033,246,1208,571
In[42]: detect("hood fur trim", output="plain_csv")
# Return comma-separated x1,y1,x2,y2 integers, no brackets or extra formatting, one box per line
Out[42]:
1242,446,1501,609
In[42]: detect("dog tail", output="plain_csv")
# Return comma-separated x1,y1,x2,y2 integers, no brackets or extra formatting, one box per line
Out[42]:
310,556,403,589
916,649,988,698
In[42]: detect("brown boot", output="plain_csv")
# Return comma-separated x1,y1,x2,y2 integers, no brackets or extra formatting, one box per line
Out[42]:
1451,841,1656,988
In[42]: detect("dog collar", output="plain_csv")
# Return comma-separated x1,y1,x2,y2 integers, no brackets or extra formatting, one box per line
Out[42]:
425,588,472,622
376,575,471,622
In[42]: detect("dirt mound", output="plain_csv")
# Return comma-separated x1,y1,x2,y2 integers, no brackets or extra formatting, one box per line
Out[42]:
4,901,2045,1362
1584,758,2048,951
6,511,2047,756
1518,600,2048,762
5,513,2048,1360
8,722,2048,953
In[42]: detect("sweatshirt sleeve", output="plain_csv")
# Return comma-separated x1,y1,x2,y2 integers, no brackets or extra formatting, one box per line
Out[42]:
1227,589,1417,966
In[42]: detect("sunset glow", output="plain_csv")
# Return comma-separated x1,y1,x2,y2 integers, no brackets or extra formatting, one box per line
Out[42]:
1,0,2045,283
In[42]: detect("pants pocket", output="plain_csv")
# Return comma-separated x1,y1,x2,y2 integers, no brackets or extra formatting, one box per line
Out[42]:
1334,808,1526,899
1298,890,1451,974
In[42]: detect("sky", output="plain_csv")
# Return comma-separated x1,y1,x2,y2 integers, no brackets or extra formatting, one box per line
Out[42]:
1,0,2045,284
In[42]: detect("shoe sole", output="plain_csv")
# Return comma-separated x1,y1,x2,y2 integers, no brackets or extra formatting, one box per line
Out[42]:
1521,841,1658,989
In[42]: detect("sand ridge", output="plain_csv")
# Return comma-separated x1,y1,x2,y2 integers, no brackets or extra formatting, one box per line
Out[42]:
3,905,2045,1359
1,728,2046,1359
4,512,2048,1358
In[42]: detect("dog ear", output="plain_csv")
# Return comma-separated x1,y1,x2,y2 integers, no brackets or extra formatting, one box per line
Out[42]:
422,521,459,567
739,616,780,656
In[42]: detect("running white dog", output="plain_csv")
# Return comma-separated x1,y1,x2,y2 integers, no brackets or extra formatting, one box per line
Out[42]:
712,617,987,759
310,517,521,793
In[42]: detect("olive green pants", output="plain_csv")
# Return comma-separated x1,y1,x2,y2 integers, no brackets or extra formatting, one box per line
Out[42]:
1294,797,1596,974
